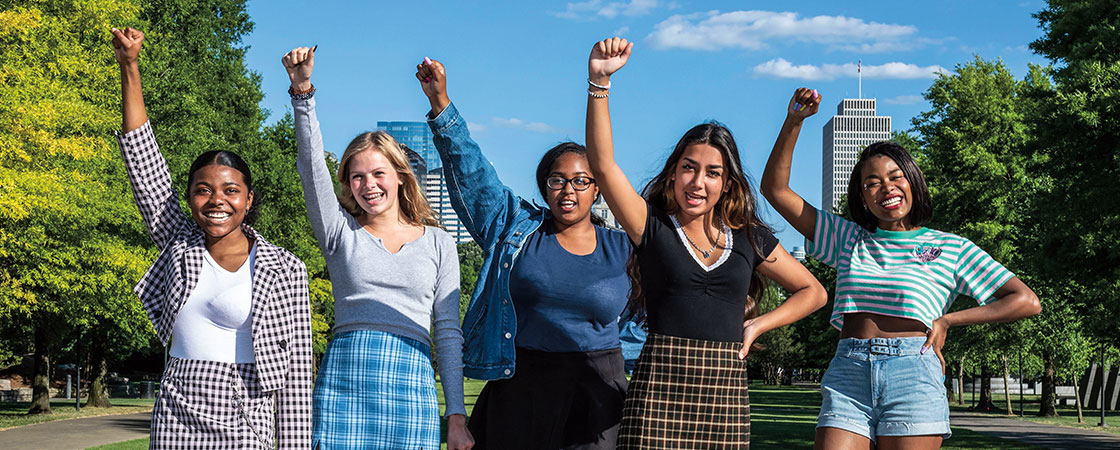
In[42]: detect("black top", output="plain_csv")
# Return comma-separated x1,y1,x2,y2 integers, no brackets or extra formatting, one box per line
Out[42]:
636,203,779,342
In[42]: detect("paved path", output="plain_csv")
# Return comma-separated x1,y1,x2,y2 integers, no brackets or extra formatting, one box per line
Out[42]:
0,412,150,449
951,412,1120,449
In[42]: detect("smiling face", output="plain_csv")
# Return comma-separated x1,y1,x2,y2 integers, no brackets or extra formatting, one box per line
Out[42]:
545,152,599,227
671,143,729,219
347,149,403,219
188,164,253,242
859,154,914,230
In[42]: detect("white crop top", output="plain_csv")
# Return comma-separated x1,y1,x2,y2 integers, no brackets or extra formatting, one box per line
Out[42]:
170,244,257,363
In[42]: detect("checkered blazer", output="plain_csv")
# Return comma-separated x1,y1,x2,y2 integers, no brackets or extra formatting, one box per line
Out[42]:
118,121,312,448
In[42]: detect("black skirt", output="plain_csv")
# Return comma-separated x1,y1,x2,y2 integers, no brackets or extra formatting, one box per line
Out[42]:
469,347,628,449
618,332,750,449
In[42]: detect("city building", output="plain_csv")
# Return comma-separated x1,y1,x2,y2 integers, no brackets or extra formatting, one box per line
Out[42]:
822,98,891,212
379,122,473,243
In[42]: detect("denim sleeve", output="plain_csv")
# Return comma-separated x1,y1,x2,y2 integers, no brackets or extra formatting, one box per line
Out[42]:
427,102,522,246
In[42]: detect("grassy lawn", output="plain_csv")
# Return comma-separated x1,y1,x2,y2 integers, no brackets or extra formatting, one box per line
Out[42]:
86,381,1053,449
949,392,1120,436
0,398,154,431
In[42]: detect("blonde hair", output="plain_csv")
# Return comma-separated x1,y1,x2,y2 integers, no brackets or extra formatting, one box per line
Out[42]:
336,131,440,227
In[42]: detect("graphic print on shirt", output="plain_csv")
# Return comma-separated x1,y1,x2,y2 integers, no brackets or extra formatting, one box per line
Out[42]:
914,243,943,263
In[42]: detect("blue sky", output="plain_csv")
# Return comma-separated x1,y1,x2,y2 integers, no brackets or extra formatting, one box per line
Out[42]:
242,0,1051,248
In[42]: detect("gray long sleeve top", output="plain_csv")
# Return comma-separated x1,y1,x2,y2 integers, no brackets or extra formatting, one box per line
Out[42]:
293,95,466,417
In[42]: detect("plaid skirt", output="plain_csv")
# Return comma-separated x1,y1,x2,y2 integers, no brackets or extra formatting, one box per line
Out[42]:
618,332,750,449
150,358,275,449
312,330,440,449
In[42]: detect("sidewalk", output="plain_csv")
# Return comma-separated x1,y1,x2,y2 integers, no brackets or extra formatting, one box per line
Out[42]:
0,412,150,449
951,411,1120,450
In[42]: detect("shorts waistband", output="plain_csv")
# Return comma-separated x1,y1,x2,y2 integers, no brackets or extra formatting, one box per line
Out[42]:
835,337,927,357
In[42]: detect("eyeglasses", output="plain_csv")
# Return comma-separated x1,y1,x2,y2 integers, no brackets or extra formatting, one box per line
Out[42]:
546,175,595,191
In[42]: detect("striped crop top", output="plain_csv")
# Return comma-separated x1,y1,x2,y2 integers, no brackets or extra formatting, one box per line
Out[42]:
808,209,1014,330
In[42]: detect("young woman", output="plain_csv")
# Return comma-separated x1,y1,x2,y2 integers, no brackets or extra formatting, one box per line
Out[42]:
112,28,312,449
415,58,632,449
761,88,1041,449
583,37,828,448
281,48,472,449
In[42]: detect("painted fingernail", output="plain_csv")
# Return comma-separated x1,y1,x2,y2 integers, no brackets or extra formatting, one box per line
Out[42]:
794,104,802,111
813,89,819,98
920,346,928,354
424,77,431,82
424,57,432,65
312,44,317,52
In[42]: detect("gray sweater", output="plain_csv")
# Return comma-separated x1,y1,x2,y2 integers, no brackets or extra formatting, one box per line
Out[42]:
293,96,465,417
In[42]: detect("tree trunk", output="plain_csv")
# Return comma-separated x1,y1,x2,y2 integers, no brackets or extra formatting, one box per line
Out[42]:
978,364,997,412
1038,349,1059,417
86,328,111,408
1073,373,1085,423
1003,355,1014,415
958,356,966,405
28,319,52,415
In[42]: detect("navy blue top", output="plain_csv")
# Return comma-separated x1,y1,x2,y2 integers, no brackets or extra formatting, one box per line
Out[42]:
509,222,632,352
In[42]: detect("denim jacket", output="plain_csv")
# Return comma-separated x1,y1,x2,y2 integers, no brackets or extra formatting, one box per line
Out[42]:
427,103,544,380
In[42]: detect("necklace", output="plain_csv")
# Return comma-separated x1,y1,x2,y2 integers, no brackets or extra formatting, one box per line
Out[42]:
680,218,723,259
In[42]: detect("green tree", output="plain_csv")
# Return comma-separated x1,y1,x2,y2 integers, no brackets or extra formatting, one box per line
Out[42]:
1029,0,1120,351
910,56,1040,413
457,241,483,323
0,0,154,412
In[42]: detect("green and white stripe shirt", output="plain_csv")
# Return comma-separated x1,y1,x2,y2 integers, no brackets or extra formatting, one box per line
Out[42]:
808,209,1014,330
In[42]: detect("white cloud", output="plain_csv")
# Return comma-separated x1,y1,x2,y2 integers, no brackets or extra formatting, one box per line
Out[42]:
752,58,950,81
646,10,924,53
613,26,631,36
492,117,557,133
556,0,671,20
882,95,926,105
467,122,487,132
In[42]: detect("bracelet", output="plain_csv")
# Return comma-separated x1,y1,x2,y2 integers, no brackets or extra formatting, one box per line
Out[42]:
587,78,611,90
587,89,609,99
288,83,315,100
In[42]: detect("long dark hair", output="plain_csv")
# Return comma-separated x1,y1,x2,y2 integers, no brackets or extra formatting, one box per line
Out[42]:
187,150,258,224
846,141,932,231
627,122,773,321
535,142,606,227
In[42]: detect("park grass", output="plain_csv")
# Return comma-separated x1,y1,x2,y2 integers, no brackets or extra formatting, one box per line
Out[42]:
86,380,1050,449
88,437,148,450
0,398,154,431
950,392,1120,436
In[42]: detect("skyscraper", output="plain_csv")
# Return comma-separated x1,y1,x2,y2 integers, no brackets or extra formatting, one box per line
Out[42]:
822,98,891,212
379,122,472,243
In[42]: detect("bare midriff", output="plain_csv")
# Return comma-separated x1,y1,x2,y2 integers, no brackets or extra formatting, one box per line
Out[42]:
839,312,928,339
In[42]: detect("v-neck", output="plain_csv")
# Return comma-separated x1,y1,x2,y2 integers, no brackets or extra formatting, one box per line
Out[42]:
669,214,733,272
361,225,428,255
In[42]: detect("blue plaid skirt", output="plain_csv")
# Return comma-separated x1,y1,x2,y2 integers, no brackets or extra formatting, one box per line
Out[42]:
312,330,439,449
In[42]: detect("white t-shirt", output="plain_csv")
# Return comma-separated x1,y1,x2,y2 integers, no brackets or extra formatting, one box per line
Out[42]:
169,244,257,363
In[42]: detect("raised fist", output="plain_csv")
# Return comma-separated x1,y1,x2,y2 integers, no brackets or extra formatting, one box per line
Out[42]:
281,46,316,92
788,88,821,120
588,37,632,84
415,57,447,103
110,27,144,66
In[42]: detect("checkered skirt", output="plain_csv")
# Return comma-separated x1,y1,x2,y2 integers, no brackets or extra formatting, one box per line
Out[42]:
618,332,751,449
151,358,275,449
312,330,440,449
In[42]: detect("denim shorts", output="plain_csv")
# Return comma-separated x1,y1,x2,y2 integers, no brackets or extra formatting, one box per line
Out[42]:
817,337,950,441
